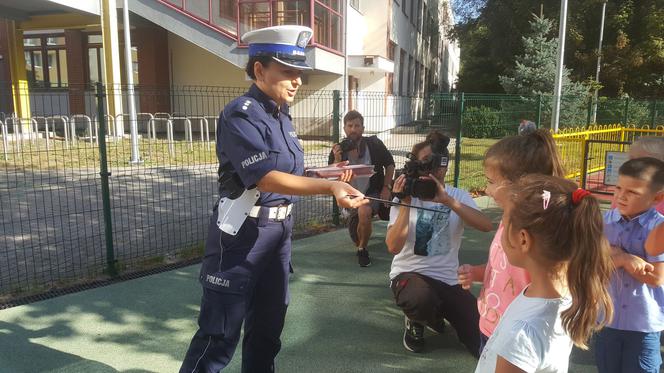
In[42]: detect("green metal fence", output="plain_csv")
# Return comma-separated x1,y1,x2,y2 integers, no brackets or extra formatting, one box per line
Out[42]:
1,84,662,299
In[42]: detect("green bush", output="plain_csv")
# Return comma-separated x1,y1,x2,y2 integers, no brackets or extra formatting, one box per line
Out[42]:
595,97,652,126
463,106,515,138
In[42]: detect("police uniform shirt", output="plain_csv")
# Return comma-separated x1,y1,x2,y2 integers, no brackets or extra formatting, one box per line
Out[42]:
217,84,305,207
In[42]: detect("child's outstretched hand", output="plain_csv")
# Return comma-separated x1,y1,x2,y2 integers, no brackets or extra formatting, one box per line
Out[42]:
458,264,474,290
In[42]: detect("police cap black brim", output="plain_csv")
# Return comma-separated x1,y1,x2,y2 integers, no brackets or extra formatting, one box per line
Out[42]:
272,56,312,70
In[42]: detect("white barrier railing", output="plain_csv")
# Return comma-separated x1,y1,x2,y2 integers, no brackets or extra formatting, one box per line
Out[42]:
0,112,220,160
137,113,155,141
46,116,70,149
166,119,175,156
6,117,21,153
172,117,193,151
188,116,212,151
32,116,48,151
206,115,218,146
93,115,116,143
1,119,7,160
70,115,94,147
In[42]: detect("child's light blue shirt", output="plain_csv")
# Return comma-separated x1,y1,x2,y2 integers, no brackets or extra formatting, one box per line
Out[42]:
604,208,664,332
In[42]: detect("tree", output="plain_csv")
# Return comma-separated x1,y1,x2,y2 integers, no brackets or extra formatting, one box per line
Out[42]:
499,16,589,127
452,0,664,97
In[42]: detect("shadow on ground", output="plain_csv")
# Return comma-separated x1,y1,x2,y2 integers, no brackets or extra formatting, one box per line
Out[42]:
0,199,621,372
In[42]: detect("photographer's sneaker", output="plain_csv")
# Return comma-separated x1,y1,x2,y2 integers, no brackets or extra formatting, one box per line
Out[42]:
357,248,371,267
403,317,425,353
426,319,446,335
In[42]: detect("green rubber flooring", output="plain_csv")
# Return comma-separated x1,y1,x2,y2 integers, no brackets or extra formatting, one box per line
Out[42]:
0,198,608,372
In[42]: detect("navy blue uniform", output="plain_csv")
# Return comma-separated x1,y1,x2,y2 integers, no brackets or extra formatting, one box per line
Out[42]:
180,84,304,373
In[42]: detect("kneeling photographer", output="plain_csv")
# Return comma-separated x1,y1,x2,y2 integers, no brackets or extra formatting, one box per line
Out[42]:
329,110,395,267
385,131,492,356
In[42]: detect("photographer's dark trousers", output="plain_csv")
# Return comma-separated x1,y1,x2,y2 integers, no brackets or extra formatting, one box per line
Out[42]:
391,272,481,358
180,211,293,373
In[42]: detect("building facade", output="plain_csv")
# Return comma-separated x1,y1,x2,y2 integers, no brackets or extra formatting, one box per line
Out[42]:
0,0,459,132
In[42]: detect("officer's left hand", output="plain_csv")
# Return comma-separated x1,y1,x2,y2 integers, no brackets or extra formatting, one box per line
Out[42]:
427,173,453,206
331,181,369,209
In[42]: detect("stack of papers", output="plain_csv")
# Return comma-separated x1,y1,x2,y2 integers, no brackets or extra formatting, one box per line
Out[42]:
305,164,375,180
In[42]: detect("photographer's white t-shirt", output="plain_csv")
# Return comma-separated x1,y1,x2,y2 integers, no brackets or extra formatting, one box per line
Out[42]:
388,186,478,285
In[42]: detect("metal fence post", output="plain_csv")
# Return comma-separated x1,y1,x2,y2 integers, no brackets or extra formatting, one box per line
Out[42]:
536,94,542,128
96,83,117,277
332,90,341,226
581,139,590,189
453,92,464,188
622,97,630,126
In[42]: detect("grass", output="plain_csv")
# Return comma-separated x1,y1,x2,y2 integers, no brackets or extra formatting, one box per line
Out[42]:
1,138,337,171
451,137,498,193
1,138,218,170
1,136,495,194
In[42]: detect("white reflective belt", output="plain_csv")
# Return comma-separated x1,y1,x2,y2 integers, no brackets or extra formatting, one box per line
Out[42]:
248,204,293,220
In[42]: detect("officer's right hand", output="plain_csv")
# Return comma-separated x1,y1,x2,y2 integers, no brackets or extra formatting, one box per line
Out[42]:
331,181,368,209
332,144,342,163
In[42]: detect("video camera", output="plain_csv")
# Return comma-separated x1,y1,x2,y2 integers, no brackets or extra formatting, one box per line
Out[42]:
394,153,448,200
339,137,357,153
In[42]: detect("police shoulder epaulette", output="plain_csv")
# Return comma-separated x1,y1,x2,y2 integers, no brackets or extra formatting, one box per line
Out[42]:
225,96,257,118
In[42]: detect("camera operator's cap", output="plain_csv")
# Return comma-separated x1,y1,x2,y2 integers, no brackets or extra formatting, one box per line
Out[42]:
242,25,313,70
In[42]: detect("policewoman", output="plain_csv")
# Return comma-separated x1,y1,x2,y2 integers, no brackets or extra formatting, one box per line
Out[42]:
180,25,368,373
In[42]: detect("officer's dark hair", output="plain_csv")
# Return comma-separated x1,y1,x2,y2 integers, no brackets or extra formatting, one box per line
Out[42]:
245,56,273,80
343,110,364,126
618,157,664,192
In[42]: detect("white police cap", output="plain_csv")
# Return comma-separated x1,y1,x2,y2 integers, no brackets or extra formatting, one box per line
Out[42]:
242,25,313,70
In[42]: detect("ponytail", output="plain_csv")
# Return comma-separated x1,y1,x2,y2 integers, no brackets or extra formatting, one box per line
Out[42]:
507,175,613,349
562,193,613,349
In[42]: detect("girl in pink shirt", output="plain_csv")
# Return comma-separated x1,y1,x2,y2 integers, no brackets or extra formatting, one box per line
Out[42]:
457,129,566,354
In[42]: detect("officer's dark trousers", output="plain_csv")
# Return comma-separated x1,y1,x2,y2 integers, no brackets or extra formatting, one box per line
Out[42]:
180,212,293,373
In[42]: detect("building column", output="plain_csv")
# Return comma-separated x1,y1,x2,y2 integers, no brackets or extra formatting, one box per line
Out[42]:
0,20,14,115
135,25,170,113
100,0,124,136
3,20,31,121
64,29,86,114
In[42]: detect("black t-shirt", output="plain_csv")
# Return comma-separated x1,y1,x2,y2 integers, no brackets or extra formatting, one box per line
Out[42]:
328,135,395,195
